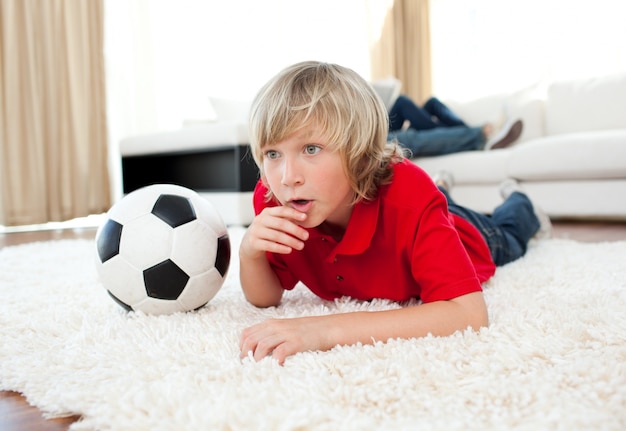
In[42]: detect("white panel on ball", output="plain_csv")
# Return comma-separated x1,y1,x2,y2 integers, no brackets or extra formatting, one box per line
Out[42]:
94,184,231,315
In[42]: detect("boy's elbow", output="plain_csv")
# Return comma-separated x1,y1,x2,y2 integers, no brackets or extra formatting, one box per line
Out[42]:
243,288,283,308
246,296,281,308
470,301,489,330
453,291,489,331
462,311,488,335
473,310,489,330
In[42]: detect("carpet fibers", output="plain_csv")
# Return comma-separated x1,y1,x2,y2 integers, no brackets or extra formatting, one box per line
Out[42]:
1,227,625,430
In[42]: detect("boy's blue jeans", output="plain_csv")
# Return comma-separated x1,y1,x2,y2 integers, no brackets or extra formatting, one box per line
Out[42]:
439,188,540,266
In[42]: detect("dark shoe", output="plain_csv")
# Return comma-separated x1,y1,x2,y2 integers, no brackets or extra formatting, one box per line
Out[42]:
486,119,524,150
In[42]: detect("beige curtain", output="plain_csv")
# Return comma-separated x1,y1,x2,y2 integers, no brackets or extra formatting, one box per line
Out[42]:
370,0,432,104
0,0,111,226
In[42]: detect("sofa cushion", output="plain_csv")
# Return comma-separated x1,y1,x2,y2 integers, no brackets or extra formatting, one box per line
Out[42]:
414,148,512,184
508,130,626,181
446,85,545,144
445,95,504,128
546,73,626,135
505,92,545,143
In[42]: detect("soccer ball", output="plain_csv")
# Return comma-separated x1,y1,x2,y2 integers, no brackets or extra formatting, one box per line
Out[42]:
94,184,231,315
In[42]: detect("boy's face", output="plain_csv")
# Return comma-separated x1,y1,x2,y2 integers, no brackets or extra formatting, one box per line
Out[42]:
262,125,354,229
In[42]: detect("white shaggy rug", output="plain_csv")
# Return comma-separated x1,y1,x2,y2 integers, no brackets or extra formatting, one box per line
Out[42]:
1,227,625,431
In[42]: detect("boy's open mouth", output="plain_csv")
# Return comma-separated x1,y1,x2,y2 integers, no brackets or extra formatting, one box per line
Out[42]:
289,199,313,212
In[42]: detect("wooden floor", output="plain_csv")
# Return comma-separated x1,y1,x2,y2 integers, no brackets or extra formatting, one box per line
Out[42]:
1,220,626,431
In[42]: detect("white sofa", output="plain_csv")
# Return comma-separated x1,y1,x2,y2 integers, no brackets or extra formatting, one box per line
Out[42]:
415,72,626,220
119,73,626,226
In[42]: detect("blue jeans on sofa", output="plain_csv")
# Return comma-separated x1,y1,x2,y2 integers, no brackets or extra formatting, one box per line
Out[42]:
388,95,467,131
388,126,486,158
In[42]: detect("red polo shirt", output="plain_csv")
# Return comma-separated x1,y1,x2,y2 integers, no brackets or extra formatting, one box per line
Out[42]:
253,159,495,304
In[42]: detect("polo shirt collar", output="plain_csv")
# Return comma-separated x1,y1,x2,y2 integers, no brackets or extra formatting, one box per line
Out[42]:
308,194,381,257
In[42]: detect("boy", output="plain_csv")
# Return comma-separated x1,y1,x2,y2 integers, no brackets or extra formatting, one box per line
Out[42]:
239,61,548,364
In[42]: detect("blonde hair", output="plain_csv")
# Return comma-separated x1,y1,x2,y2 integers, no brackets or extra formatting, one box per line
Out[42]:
248,61,403,203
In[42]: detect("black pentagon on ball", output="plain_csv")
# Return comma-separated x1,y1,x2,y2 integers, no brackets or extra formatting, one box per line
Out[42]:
96,219,123,263
143,259,190,300
151,194,196,228
215,234,231,277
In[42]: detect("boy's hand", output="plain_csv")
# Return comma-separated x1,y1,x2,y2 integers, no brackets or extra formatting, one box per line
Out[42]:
239,293,489,365
239,206,310,259
240,315,335,365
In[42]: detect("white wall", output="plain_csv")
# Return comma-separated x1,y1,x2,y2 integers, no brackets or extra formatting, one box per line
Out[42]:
430,0,626,101
104,0,372,139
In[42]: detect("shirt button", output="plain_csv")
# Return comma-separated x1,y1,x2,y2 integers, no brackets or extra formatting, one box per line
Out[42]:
336,275,343,281
333,257,338,263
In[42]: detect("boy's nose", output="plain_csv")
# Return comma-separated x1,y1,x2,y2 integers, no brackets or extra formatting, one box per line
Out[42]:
281,159,304,186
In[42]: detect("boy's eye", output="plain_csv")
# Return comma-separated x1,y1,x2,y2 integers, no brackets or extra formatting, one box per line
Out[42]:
304,145,320,155
264,150,280,159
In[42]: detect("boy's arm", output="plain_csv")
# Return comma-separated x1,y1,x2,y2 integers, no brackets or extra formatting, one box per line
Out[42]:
240,291,488,364
239,250,284,307
239,205,309,307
